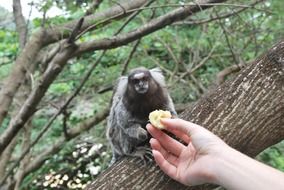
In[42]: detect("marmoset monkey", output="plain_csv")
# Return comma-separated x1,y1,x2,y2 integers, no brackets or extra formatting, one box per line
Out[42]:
107,67,176,164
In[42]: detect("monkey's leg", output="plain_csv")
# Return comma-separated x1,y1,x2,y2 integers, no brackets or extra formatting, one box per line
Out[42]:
122,146,153,165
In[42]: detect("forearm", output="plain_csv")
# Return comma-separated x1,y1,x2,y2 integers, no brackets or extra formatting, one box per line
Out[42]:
213,147,284,190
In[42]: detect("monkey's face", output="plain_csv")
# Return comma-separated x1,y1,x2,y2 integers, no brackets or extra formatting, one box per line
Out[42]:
129,71,150,94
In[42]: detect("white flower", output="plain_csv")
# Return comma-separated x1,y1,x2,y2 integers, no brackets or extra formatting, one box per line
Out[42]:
88,166,101,176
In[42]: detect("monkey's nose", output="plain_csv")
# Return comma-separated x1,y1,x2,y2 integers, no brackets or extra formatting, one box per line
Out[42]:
139,81,144,86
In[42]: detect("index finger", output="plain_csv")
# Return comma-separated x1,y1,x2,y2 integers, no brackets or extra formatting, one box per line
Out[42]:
161,118,197,138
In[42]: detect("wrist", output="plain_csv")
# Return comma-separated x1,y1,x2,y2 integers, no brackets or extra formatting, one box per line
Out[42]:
208,146,237,186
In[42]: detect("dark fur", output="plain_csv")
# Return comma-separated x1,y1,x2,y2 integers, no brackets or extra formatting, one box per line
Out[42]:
107,67,176,164
123,70,169,120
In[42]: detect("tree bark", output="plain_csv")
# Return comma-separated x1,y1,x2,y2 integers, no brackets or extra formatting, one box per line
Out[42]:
86,41,284,190
12,0,27,49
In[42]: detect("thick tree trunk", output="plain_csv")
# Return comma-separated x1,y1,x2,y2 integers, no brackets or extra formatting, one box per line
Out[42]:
86,41,284,190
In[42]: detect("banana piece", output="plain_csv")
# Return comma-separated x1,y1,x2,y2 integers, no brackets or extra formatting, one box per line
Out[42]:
149,110,172,129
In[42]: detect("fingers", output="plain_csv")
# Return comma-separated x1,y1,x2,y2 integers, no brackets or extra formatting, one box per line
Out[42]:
152,150,178,180
150,138,179,166
146,124,185,156
166,128,190,144
161,118,198,137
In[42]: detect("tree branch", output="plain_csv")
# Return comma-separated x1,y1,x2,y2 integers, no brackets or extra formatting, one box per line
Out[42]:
42,0,149,45
86,40,284,190
74,0,227,56
0,41,77,155
173,0,266,26
0,0,147,128
216,64,245,85
85,0,103,16
12,0,27,49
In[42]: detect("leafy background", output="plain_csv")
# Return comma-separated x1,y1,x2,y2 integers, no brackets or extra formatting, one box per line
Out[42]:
0,0,283,189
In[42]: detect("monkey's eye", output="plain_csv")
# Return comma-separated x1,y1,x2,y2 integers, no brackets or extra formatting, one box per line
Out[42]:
140,76,148,82
133,79,140,84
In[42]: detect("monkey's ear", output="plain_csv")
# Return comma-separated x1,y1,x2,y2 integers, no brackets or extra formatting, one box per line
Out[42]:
150,68,166,87
114,76,128,96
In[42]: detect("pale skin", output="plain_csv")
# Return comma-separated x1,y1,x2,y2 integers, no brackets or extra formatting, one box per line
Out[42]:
146,118,284,190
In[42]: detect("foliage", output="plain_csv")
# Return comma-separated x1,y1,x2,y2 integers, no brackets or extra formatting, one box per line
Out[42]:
0,0,283,189
257,141,284,172
22,138,110,189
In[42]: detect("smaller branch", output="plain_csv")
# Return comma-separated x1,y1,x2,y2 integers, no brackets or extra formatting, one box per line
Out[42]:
112,1,127,14
85,0,103,16
0,138,17,179
98,84,113,94
13,0,28,49
115,0,155,35
171,43,218,85
217,64,245,85
173,0,266,26
142,48,174,76
76,0,154,40
75,11,125,40
73,0,228,56
0,61,13,68
38,44,60,72
68,18,84,43
214,10,240,68
14,122,32,189
121,39,141,75
41,9,47,28
123,2,267,11
157,37,180,82
190,74,206,93
25,1,33,36
62,110,71,140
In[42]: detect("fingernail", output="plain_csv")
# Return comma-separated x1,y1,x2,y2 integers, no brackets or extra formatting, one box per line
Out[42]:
146,124,151,129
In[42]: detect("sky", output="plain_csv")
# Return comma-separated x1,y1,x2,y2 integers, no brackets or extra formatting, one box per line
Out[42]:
1,0,64,19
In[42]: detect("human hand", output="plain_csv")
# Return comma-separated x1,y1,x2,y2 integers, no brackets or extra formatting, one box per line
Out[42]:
146,118,229,186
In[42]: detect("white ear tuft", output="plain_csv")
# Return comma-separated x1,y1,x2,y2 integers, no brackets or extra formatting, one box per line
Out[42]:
115,76,128,96
150,68,166,87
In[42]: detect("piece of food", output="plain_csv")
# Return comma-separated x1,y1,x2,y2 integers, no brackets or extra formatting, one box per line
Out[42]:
149,110,172,129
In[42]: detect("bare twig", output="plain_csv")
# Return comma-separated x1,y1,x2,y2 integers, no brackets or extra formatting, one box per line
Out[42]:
74,0,227,56
62,110,71,140
85,0,103,16
121,39,141,75
68,18,84,43
214,10,240,68
171,43,218,86
217,64,245,85
173,0,266,26
157,37,180,82
13,0,27,49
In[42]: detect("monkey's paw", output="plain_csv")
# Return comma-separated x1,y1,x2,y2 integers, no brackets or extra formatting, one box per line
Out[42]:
132,146,153,165
137,127,149,141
